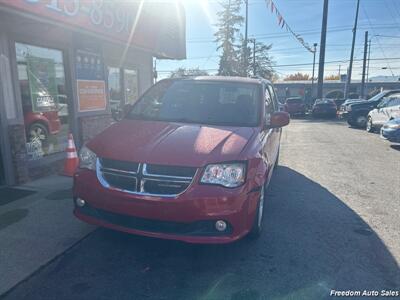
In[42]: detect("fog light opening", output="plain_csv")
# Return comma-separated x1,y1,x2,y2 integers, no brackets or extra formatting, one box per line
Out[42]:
76,198,86,207
215,220,227,232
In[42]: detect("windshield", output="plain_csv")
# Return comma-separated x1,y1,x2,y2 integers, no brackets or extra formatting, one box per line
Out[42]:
368,91,390,102
128,80,261,127
315,99,334,105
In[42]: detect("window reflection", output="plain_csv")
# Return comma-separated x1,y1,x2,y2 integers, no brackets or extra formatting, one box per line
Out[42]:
124,69,139,105
16,43,69,160
108,67,122,113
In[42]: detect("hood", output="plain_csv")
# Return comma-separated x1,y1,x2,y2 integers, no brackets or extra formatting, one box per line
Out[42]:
350,99,379,108
385,117,400,125
87,119,257,167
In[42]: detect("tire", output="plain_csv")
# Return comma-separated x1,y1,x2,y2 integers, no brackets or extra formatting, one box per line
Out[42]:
248,184,265,239
355,115,367,128
28,122,49,142
347,120,356,127
366,117,374,133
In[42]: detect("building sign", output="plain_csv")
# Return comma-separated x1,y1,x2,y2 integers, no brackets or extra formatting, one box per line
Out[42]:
0,0,186,59
76,49,106,112
26,55,58,112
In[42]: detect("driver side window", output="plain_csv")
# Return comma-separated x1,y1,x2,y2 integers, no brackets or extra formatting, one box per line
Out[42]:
265,88,274,117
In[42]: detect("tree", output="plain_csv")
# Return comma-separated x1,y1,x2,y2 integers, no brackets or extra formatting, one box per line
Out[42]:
245,40,275,80
169,67,209,78
324,74,340,80
214,0,243,76
283,72,311,81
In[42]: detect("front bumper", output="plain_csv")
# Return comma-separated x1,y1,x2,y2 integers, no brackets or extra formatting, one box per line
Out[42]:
286,107,305,115
73,170,262,244
312,108,337,116
381,127,400,143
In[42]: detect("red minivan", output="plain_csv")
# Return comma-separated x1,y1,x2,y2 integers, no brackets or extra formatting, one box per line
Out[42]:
74,77,289,244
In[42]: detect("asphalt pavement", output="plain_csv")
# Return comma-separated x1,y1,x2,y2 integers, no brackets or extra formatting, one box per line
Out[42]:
2,119,399,300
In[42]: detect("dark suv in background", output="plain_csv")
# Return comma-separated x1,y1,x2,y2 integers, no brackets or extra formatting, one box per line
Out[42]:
338,90,400,128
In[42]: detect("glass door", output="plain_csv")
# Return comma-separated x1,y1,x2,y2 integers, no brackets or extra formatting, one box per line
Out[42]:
15,42,70,161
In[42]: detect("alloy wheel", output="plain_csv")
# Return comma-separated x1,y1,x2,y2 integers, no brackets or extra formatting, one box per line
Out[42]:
29,124,47,142
356,116,367,128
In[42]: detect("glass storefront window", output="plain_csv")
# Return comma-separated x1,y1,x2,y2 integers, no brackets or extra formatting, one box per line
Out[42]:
108,67,122,114
124,69,139,105
15,43,69,160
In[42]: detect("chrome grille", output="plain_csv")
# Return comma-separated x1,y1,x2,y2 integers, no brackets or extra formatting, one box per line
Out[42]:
97,158,196,197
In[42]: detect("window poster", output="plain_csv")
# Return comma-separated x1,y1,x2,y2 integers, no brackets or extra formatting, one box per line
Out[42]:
26,55,58,112
75,49,106,112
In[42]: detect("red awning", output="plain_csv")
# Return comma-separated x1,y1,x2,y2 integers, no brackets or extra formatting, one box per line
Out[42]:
0,0,186,59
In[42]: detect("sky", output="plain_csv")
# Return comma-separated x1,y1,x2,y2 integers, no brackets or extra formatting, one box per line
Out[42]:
157,0,400,81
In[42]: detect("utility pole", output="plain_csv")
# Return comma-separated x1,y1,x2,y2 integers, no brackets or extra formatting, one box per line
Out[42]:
250,38,256,76
311,43,318,100
243,0,249,76
338,65,341,77
344,0,360,99
366,39,371,83
360,31,368,99
317,0,329,100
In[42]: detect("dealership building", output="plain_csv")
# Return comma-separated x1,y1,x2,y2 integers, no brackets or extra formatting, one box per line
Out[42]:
0,0,186,185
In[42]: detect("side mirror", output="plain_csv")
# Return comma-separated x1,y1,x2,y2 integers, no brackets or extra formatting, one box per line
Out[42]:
267,111,290,129
111,104,133,122
123,103,133,114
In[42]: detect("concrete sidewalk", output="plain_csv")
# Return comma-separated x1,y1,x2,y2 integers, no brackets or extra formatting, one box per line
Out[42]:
0,176,95,296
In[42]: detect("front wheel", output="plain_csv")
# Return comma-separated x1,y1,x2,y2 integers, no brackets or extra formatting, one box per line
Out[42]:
366,117,374,133
248,184,265,239
355,115,367,128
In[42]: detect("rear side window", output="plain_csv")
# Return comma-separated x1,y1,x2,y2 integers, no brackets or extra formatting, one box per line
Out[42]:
266,85,279,112
388,98,400,107
265,87,274,116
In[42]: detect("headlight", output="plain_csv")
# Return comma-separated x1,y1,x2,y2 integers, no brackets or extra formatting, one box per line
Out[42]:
200,163,246,188
79,146,97,170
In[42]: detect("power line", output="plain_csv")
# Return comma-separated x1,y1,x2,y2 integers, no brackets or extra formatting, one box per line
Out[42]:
362,4,395,76
157,57,400,73
186,25,400,44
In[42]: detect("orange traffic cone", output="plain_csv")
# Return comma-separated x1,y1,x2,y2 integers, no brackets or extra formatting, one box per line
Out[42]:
62,133,79,176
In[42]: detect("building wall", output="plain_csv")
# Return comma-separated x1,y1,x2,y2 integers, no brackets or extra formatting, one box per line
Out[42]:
0,12,154,185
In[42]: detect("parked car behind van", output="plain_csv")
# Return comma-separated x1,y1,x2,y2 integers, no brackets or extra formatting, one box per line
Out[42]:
381,118,400,143
284,97,306,116
312,99,337,118
74,76,290,244
367,96,400,132
339,90,400,128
